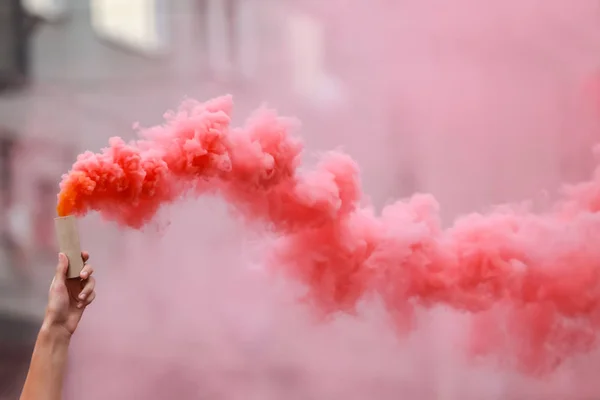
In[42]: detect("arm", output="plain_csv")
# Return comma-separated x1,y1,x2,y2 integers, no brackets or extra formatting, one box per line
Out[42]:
20,252,96,400
20,325,71,400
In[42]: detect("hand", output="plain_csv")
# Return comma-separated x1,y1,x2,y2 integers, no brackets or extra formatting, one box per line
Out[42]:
44,252,96,337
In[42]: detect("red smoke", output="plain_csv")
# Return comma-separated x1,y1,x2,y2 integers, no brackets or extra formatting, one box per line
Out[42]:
57,95,600,374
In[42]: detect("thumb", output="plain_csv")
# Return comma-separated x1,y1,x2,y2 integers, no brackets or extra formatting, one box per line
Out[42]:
54,253,69,285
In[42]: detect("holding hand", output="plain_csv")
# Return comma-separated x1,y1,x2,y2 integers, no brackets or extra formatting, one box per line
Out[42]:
20,252,97,400
44,252,96,336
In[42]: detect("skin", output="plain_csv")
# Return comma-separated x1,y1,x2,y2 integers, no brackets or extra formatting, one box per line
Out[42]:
20,252,97,400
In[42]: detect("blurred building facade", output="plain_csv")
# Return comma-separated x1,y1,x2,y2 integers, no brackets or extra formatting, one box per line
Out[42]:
0,2,404,398
1,1,600,399
0,1,389,397
0,0,289,397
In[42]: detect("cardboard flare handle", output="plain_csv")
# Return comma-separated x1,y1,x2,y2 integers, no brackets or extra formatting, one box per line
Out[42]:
54,215,84,279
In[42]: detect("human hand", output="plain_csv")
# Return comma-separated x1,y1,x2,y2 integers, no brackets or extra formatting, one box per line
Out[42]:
44,252,96,337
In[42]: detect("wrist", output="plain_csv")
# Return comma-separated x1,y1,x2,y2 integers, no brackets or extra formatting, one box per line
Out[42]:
39,321,72,345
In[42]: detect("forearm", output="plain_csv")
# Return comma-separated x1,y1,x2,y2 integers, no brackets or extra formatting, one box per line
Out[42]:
20,324,71,400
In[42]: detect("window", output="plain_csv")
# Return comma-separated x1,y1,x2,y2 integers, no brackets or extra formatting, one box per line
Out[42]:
0,0,30,92
286,10,344,106
0,134,16,285
22,0,67,21
0,135,13,206
90,0,169,56
198,0,258,80
33,179,56,256
287,11,324,98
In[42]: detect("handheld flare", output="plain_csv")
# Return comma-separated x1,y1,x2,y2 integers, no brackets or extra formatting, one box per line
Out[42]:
54,215,84,279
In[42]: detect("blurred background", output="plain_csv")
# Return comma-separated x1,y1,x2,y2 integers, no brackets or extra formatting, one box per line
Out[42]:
1,0,600,399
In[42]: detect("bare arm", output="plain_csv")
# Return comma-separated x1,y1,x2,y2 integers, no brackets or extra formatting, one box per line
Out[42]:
20,252,96,400
20,325,71,400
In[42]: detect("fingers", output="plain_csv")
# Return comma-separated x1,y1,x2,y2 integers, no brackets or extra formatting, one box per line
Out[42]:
54,253,69,285
75,251,96,309
77,276,96,308
78,291,96,309
79,262,94,280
